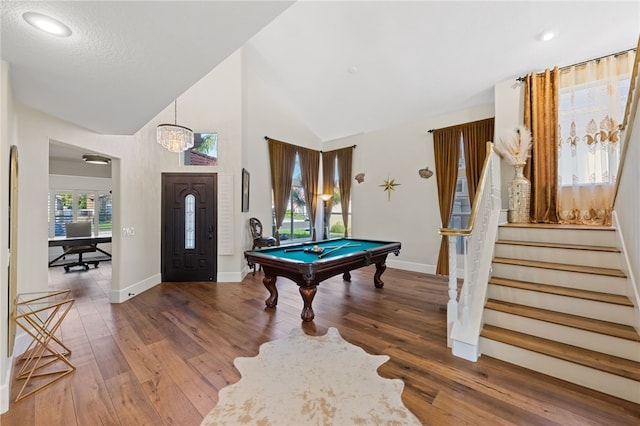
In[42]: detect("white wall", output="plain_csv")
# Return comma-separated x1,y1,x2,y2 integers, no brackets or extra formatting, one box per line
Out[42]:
322,104,495,273
616,88,640,315
0,60,16,414
244,46,322,248
49,157,112,179
494,78,525,208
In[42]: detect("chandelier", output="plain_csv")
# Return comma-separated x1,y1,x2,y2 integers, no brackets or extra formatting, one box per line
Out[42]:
157,100,194,152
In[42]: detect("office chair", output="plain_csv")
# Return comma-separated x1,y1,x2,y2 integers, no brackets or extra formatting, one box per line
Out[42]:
62,222,98,272
248,217,276,275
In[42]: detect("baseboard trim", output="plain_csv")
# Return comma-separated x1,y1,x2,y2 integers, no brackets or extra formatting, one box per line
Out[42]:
217,271,243,283
0,355,11,414
386,259,436,275
110,273,161,303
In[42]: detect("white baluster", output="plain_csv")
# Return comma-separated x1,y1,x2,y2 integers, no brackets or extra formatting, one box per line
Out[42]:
447,235,458,347
462,236,470,326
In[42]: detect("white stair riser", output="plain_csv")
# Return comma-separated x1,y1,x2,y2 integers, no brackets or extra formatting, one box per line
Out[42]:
491,263,628,295
479,338,640,404
483,309,640,362
498,227,617,247
487,285,634,326
494,244,621,269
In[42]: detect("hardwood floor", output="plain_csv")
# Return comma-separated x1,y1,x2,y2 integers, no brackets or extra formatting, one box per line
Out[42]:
2,263,639,425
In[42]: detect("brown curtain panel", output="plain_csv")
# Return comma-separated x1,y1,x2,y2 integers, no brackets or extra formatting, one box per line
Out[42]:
298,147,321,240
433,127,461,276
268,138,297,244
524,67,560,223
335,147,354,237
461,118,494,204
322,150,337,213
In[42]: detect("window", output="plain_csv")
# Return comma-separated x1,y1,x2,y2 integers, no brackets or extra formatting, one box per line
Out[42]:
276,154,311,242
48,190,112,237
184,132,218,166
328,158,351,238
449,136,471,255
558,78,631,185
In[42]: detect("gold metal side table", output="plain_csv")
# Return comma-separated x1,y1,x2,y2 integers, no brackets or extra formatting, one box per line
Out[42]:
13,290,75,401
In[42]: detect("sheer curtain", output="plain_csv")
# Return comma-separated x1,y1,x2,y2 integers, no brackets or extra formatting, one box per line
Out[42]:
557,50,635,225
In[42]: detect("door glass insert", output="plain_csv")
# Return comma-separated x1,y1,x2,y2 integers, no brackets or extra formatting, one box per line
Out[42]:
185,194,195,249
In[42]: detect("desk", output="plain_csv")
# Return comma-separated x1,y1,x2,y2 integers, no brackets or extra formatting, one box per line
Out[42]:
48,235,112,270
244,238,401,322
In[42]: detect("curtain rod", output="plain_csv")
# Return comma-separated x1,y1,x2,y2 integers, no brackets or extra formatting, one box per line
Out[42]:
265,136,356,150
320,145,356,153
515,47,636,82
427,117,495,134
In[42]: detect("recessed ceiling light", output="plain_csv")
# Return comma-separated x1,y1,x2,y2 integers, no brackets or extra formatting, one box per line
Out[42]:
539,31,555,42
23,12,72,37
82,154,111,165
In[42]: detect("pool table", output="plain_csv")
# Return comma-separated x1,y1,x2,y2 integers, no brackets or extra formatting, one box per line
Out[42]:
244,238,401,321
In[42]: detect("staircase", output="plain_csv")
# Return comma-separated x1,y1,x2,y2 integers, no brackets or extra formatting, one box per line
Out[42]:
479,223,640,404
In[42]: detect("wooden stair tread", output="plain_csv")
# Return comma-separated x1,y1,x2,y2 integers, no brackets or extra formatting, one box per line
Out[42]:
481,325,640,381
493,257,627,278
488,277,634,306
485,299,640,341
495,239,620,253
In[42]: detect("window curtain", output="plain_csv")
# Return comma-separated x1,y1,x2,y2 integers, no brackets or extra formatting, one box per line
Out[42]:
321,150,337,213
461,118,494,204
557,50,635,225
524,67,560,223
335,147,354,237
268,138,297,244
298,147,321,240
433,127,461,276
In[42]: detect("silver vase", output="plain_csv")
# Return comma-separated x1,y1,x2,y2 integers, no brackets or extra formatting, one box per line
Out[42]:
508,163,531,223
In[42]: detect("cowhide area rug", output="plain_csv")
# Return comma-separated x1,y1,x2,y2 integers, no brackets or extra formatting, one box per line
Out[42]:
201,327,421,425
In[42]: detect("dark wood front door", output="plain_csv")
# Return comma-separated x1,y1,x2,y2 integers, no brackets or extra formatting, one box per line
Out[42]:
161,173,217,282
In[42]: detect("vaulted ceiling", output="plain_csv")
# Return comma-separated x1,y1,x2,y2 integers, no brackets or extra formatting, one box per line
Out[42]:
2,1,639,149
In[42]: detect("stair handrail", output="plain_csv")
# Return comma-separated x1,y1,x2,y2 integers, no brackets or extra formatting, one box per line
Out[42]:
613,37,639,208
439,141,501,357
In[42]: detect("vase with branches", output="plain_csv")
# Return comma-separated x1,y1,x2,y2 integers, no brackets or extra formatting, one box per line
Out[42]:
495,125,532,223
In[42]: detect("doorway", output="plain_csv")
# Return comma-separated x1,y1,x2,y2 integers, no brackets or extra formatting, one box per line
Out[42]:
161,173,217,282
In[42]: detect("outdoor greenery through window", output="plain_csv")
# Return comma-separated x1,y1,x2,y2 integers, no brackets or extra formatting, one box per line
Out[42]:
48,191,112,237
328,158,351,238
277,154,311,242
184,132,218,166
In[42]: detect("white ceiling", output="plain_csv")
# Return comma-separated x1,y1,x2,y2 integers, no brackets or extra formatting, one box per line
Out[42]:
3,1,639,158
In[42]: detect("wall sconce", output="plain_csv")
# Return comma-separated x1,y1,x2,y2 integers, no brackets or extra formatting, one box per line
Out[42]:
418,166,433,179
354,172,365,183
319,194,333,240
82,154,111,165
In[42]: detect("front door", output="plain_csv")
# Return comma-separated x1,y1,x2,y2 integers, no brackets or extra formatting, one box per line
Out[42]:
161,173,217,282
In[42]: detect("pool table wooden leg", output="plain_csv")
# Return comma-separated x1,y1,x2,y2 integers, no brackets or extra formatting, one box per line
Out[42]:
342,271,351,281
373,262,386,288
298,286,317,322
263,276,278,308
